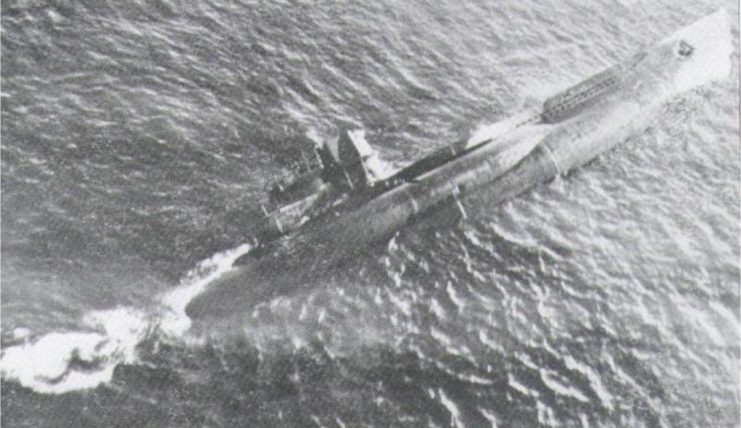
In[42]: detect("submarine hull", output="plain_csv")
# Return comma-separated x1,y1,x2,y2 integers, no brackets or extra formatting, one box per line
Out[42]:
185,10,731,321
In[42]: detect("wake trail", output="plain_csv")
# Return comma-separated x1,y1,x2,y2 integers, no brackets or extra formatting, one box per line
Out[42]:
0,243,254,394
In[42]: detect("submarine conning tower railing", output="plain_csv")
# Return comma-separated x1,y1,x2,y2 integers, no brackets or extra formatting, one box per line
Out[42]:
540,50,647,124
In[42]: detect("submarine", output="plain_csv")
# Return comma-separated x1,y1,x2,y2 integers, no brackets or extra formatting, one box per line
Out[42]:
185,10,731,322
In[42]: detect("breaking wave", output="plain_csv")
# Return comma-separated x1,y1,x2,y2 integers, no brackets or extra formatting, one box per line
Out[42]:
0,243,253,394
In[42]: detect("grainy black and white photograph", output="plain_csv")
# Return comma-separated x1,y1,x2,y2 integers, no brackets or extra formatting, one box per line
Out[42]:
1,0,739,426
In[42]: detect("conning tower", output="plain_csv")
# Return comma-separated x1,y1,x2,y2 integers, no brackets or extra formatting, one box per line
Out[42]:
316,129,384,191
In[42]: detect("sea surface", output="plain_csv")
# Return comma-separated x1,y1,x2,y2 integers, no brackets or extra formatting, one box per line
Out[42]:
1,0,739,426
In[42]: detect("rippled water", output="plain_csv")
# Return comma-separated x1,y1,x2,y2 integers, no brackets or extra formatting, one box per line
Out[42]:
1,0,739,426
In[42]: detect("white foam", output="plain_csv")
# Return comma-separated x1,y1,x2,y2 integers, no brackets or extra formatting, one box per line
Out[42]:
158,243,254,336
540,368,590,403
562,353,614,411
508,373,538,397
11,327,31,340
1,243,254,394
445,281,466,312
479,407,500,428
438,388,465,428
0,308,148,394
